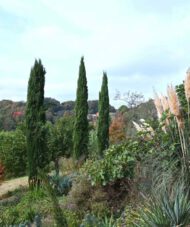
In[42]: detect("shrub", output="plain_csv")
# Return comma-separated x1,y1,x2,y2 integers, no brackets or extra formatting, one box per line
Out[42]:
0,129,27,178
109,113,126,145
47,114,74,175
65,175,92,215
83,143,135,186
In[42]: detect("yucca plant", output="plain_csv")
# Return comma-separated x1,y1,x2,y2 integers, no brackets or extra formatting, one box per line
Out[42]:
101,215,117,227
134,185,190,227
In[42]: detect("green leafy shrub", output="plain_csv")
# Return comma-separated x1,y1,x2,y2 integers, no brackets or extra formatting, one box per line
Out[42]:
83,144,135,186
0,129,27,178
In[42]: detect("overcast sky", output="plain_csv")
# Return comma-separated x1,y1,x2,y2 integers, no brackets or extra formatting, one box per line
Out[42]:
0,0,190,107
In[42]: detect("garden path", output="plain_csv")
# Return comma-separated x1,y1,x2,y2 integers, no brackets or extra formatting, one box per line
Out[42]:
0,176,28,198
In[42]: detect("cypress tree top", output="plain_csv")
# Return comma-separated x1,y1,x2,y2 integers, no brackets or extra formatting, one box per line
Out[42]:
26,59,46,124
73,57,89,159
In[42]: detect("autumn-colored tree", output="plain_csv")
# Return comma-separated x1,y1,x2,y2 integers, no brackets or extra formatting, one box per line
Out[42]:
109,113,126,144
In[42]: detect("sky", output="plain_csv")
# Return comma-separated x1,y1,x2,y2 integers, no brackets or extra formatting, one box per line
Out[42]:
0,0,190,107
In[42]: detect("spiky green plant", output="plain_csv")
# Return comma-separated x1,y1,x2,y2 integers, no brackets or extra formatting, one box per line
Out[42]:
134,185,190,227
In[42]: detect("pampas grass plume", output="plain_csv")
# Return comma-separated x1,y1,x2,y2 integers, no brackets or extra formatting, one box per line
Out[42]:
185,67,190,101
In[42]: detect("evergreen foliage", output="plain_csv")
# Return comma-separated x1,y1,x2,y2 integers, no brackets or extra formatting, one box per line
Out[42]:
47,114,74,176
97,73,110,155
0,129,27,178
25,59,47,188
73,57,89,159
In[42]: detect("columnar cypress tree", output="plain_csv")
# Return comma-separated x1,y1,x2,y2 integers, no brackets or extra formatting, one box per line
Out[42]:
97,72,109,155
25,59,47,188
73,57,89,159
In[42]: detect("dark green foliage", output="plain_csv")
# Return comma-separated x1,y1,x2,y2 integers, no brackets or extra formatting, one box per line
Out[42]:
97,73,110,155
88,129,98,159
0,129,27,178
88,100,116,114
25,59,48,187
176,83,188,118
73,57,89,159
47,114,74,175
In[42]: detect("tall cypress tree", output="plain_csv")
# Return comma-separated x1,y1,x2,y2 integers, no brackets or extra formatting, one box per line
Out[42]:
25,59,47,188
97,72,109,155
73,57,89,159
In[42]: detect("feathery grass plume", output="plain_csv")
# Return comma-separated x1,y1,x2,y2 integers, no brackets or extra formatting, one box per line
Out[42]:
161,95,171,127
154,92,163,119
167,84,186,158
167,85,181,117
184,67,190,102
167,85,184,129
161,95,170,112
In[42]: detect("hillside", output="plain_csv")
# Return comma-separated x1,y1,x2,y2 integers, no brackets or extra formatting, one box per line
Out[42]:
0,98,116,131
118,99,157,137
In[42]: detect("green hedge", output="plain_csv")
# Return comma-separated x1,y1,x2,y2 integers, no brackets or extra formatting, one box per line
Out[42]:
0,129,27,178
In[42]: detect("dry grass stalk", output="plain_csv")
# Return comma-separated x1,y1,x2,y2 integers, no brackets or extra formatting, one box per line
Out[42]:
184,68,190,102
154,92,163,119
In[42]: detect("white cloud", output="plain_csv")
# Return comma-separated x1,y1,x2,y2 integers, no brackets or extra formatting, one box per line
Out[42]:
0,0,190,106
